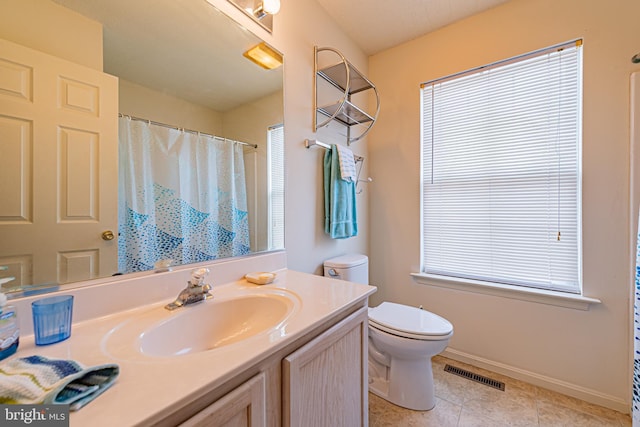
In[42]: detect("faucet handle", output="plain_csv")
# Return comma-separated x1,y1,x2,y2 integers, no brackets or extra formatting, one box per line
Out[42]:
191,268,210,286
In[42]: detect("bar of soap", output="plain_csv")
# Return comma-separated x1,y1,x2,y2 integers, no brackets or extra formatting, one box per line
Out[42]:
245,272,276,285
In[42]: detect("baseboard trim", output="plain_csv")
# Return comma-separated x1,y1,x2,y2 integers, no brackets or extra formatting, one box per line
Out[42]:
441,348,629,414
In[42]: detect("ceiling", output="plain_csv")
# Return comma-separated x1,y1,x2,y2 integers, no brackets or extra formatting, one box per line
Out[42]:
316,0,512,55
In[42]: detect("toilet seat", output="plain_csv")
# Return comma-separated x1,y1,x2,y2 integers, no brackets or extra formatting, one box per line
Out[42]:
368,302,453,340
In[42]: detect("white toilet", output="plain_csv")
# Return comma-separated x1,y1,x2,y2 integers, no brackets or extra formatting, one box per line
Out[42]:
324,254,454,411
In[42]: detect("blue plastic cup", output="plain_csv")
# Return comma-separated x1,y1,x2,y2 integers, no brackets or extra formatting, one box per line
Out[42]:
31,295,74,345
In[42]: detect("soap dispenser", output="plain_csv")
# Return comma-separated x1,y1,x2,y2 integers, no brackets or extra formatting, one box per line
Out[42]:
0,292,19,360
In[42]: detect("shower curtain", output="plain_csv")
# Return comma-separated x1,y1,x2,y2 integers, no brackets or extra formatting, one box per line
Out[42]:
635,212,640,425
117,118,250,273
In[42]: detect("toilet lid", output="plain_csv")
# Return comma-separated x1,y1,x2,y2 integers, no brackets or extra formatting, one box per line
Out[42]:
368,302,453,339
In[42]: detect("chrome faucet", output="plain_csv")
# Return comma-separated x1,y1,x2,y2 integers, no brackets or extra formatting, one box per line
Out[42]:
165,268,212,311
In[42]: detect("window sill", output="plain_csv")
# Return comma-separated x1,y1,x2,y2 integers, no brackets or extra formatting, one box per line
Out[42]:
410,273,601,311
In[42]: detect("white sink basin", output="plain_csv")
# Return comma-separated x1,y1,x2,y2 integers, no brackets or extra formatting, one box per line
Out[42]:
142,294,293,356
102,289,300,360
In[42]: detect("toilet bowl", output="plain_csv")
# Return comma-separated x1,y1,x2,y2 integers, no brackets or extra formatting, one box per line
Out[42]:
323,254,454,411
368,302,453,411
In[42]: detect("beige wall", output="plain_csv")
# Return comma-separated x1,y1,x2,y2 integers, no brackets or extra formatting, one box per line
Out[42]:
118,79,224,135
0,0,103,70
368,0,640,411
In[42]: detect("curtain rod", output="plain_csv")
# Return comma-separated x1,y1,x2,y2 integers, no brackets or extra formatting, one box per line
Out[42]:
118,113,258,149
304,139,364,162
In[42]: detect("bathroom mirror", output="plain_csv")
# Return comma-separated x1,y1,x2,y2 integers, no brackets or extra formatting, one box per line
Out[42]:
0,0,284,297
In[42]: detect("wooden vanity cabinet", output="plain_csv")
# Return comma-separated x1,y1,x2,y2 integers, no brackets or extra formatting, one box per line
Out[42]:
179,373,266,427
164,300,369,427
283,306,368,427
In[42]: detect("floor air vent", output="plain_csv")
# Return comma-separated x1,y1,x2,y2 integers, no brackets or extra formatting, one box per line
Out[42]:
444,364,505,391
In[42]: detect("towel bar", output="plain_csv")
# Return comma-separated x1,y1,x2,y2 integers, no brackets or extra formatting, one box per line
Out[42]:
304,139,364,162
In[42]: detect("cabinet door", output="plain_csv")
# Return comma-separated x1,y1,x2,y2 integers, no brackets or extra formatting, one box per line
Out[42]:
283,306,368,427
180,373,266,427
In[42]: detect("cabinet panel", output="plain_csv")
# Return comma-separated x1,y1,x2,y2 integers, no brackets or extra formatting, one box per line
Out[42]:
283,306,368,427
180,372,266,427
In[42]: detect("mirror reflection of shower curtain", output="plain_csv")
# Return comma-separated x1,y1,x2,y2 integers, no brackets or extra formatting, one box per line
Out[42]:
633,71,640,427
117,118,250,273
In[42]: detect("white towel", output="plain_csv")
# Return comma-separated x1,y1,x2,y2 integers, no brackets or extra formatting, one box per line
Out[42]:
335,144,357,182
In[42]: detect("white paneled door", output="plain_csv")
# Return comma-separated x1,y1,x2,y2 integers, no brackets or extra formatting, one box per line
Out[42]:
0,38,118,288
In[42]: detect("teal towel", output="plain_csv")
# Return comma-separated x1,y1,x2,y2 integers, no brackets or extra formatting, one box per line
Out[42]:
0,355,119,411
324,145,358,239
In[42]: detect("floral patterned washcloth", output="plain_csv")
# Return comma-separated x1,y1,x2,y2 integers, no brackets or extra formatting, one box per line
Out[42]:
0,355,119,411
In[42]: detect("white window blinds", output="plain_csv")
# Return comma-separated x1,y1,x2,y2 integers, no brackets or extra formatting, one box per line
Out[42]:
268,124,285,250
420,40,582,293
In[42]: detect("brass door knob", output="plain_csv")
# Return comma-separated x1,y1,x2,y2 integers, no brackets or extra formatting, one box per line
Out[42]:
101,230,115,241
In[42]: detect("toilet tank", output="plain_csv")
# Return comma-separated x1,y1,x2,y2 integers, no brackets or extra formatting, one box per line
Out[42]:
323,254,369,285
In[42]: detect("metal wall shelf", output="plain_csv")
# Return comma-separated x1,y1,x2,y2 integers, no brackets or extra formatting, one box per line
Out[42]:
314,46,380,144
317,62,374,95
317,100,374,126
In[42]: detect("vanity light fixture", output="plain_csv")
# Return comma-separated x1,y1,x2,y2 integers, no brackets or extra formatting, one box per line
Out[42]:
224,0,280,33
243,42,283,70
262,0,280,14
253,0,280,17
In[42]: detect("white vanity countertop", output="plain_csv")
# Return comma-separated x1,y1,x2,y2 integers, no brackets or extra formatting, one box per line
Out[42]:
8,269,376,427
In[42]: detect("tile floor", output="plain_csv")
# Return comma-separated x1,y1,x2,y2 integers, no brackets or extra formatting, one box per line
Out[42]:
369,356,632,426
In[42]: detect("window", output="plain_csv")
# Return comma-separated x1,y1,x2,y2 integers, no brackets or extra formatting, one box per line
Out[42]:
268,124,285,250
420,40,582,294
